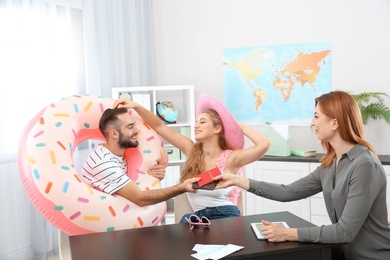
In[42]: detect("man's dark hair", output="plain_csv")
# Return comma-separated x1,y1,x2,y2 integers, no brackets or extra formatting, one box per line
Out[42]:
99,108,128,139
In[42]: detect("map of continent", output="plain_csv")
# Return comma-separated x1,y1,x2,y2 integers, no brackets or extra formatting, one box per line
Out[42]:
224,42,331,126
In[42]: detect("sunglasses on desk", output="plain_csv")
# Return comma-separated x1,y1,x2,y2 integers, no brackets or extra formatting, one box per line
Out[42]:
185,215,211,229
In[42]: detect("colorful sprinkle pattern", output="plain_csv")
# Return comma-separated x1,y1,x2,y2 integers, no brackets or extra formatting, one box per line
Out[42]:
19,95,168,235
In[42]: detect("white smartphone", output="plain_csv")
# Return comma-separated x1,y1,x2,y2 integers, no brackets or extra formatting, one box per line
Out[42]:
250,221,289,240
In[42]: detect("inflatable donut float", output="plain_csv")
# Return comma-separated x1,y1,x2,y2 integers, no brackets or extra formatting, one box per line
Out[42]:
18,95,168,235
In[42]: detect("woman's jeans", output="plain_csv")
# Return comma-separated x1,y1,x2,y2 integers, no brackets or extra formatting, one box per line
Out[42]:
179,205,240,223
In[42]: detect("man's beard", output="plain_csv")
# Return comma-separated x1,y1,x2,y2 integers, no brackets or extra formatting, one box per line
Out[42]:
118,131,139,149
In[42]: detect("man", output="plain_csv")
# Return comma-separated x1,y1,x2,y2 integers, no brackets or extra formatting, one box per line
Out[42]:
81,107,199,206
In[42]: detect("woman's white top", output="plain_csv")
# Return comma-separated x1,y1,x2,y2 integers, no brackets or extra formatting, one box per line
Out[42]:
187,150,244,212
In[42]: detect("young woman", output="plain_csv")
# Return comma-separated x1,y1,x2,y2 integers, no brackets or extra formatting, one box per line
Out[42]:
213,91,390,260
114,94,271,222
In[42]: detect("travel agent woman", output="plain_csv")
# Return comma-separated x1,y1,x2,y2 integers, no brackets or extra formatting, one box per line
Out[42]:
214,91,390,260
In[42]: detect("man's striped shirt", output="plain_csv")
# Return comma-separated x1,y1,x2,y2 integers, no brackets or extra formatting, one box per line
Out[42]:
81,145,130,194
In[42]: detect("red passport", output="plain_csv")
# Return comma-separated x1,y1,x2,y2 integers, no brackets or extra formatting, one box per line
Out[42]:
196,167,221,187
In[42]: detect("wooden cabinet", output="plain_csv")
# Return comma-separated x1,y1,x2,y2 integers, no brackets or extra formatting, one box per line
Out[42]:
245,161,311,222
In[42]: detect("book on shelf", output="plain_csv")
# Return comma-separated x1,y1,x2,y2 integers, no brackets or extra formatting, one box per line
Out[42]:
290,148,317,157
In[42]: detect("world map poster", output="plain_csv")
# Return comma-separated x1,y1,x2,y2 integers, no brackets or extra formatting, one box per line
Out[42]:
223,42,331,126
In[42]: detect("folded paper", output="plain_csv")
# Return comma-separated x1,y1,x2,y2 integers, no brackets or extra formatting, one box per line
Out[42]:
191,244,244,260
263,123,291,157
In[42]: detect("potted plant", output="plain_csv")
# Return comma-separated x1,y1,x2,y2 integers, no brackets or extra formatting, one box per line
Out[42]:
350,92,390,125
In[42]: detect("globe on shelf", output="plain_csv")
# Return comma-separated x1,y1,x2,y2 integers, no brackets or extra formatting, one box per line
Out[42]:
156,101,178,124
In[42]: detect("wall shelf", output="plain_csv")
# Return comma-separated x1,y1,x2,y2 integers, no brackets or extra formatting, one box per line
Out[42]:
112,85,195,224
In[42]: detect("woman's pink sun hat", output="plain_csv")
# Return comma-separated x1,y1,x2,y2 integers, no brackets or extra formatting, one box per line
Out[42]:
196,94,244,150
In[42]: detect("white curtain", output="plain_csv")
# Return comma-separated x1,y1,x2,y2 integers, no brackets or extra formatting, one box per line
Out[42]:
0,0,156,259
82,0,157,97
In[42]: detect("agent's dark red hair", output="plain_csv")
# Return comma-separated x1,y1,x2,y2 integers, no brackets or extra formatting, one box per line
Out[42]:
315,91,376,167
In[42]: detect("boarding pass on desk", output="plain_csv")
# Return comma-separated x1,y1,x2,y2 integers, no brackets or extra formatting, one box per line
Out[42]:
191,244,244,260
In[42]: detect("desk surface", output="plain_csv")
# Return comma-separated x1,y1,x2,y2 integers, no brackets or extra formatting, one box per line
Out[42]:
69,211,335,260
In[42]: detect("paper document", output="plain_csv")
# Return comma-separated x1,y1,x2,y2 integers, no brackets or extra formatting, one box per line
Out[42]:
191,244,244,260
263,123,291,156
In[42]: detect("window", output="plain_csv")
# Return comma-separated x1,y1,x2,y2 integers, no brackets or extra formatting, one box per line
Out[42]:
0,2,85,157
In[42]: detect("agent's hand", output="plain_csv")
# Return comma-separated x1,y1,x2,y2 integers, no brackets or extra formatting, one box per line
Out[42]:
147,164,166,180
113,98,138,109
212,173,236,189
213,173,250,190
261,220,288,242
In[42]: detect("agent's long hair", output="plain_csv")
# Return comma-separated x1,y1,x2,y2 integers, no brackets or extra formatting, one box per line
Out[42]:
315,91,376,167
180,109,231,182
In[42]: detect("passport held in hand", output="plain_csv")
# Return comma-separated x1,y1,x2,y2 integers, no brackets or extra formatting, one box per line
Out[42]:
192,167,221,190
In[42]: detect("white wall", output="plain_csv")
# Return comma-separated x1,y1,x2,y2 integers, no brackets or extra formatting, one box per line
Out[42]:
152,0,390,155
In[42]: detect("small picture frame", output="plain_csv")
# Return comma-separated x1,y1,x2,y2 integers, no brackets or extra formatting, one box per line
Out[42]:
250,221,289,240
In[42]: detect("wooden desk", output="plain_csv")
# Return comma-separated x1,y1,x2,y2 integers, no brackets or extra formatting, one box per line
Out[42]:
69,211,335,260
